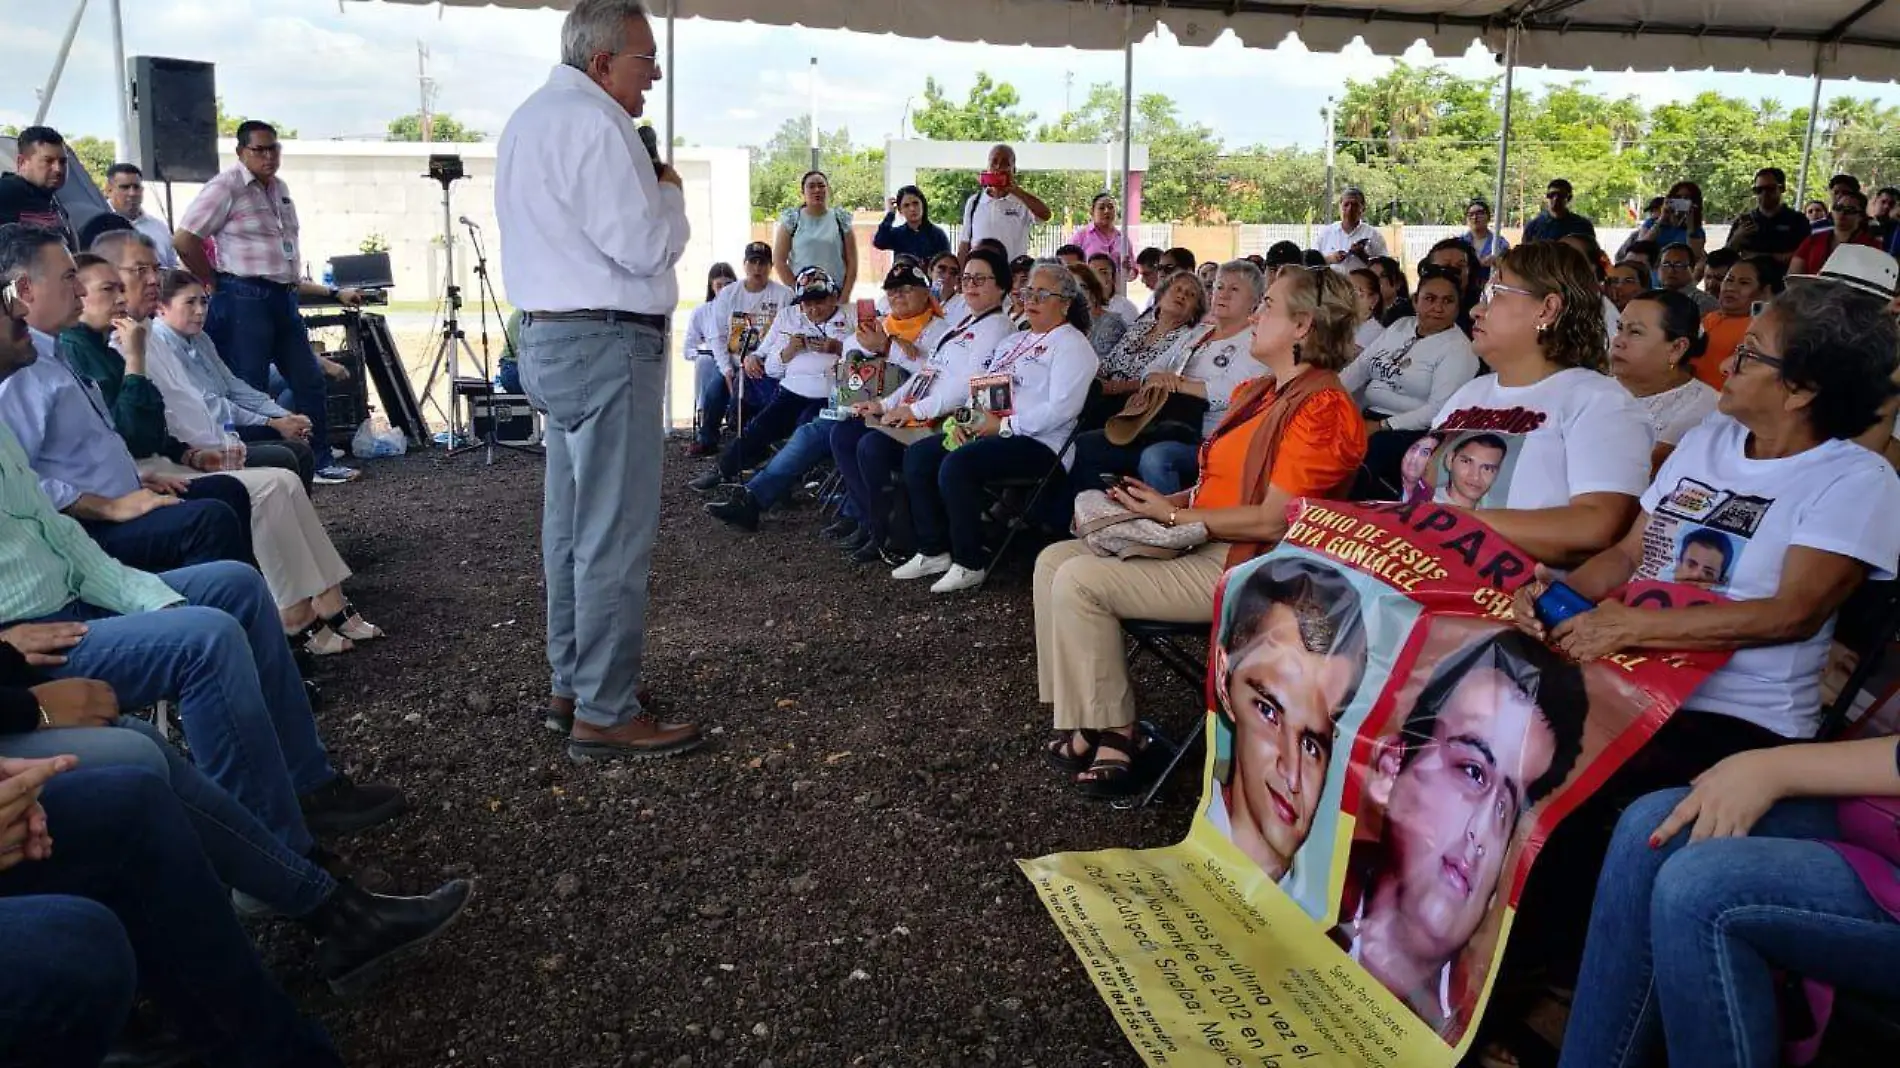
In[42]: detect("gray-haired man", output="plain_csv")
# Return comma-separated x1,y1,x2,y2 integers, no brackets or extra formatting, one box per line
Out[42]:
496,0,702,761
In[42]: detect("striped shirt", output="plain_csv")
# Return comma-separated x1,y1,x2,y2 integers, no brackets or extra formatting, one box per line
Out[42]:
177,163,302,284
0,420,182,624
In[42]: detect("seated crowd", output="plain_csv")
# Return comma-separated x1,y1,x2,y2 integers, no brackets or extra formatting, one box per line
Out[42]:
685,148,1900,1066
1,125,472,1065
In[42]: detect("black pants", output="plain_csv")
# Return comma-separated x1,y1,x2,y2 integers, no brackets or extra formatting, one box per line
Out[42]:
235,425,315,490
716,389,824,477
81,474,255,573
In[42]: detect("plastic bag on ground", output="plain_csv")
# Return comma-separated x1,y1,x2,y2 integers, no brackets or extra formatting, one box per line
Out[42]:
351,417,408,459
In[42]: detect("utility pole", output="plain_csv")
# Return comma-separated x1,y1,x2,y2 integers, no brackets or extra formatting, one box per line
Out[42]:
1322,97,1337,223
417,42,435,143
1064,70,1074,115
808,57,820,172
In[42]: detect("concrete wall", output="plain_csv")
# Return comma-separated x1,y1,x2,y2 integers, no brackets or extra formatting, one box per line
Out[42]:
152,139,751,307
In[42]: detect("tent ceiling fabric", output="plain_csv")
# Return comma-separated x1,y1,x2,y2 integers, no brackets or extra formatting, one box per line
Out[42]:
377,0,1900,81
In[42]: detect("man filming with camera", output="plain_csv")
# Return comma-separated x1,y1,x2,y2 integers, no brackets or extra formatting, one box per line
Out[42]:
497,0,702,763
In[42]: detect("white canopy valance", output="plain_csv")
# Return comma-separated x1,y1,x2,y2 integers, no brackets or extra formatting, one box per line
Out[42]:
366,1,1900,82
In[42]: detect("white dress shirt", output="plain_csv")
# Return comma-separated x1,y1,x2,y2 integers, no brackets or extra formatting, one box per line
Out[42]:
496,64,688,316
1316,221,1388,273
758,304,855,399
127,212,180,268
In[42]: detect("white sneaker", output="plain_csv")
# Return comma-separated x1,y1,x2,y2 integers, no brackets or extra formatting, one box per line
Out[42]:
890,552,952,581
930,564,988,594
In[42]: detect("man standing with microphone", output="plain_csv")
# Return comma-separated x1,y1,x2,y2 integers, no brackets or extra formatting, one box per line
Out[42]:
497,0,702,762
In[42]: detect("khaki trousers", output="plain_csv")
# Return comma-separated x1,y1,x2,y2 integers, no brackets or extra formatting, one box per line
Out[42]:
1032,539,1228,731
140,458,352,609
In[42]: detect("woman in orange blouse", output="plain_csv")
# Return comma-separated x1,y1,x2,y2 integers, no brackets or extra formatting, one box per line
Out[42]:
1696,255,1783,388
1033,267,1369,797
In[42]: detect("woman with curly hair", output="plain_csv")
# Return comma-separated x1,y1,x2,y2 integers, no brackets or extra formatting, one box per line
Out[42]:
1421,241,1655,567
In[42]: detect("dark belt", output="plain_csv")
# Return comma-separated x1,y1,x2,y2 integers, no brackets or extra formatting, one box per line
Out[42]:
521,309,668,331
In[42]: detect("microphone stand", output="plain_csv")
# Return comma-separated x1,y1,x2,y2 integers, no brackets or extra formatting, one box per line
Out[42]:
447,218,542,463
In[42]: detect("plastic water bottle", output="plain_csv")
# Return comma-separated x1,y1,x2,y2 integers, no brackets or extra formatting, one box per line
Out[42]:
220,423,245,471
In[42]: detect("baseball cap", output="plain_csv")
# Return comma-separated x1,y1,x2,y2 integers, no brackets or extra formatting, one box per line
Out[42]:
882,262,930,291
790,266,838,304
1788,244,1899,301
742,241,772,263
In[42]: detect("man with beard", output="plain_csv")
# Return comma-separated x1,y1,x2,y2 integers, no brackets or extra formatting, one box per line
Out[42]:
0,128,75,248
1330,630,1586,1037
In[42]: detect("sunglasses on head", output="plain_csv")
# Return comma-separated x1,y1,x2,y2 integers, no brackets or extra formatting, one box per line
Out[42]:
1418,264,1461,282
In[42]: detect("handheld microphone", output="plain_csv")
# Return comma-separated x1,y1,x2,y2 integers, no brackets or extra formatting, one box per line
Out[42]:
636,124,664,177
458,215,481,230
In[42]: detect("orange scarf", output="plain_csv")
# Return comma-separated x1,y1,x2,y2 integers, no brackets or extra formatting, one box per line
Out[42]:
883,302,942,343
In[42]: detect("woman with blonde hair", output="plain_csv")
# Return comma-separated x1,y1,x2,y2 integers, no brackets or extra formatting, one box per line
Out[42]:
1034,265,1369,797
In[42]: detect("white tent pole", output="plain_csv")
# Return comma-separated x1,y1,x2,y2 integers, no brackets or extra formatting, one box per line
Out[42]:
1119,5,1133,216
1796,47,1825,207
664,0,675,166
1492,23,1518,226
110,0,132,160
34,0,91,125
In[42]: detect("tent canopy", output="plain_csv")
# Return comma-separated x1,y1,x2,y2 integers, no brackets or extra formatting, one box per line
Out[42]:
373,1,1900,81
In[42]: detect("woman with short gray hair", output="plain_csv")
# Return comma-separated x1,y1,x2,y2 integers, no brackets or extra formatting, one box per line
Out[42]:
891,261,1100,594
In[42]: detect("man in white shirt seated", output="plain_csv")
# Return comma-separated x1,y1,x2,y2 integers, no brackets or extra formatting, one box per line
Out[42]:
955,144,1051,261
102,165,179,269
1317,187,1388,273
688,266,853,493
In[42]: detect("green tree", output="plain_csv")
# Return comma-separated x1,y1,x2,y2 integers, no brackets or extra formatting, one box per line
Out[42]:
745,115,884,221
908,73,1037,223
1036,83,1230,224
386,111,485,142
68,135,116,179
216,99,297,139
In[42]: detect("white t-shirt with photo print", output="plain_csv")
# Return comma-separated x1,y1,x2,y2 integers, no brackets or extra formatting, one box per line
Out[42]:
1637,414,1900,738
1428,367,1655,510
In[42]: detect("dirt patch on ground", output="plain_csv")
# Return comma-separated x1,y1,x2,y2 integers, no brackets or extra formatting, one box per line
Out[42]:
272,443,1204,1067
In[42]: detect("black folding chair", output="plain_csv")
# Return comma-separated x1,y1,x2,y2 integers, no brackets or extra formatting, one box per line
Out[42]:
1113,618,1211,810
978,426,1081,579
1817,579,1900,740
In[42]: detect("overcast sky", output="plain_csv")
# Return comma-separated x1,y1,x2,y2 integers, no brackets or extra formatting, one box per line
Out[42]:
8,0,1900,153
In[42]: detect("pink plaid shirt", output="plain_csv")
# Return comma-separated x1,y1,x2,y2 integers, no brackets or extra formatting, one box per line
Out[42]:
178,163,302,285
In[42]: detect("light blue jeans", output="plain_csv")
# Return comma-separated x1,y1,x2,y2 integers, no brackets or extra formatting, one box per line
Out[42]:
1559,789,1900,1068
746,417,845,510
0,718,334,917
518,317,665,729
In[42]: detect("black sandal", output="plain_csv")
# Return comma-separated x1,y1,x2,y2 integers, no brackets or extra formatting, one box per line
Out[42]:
1043,730,1100,774
1074,732,1148,799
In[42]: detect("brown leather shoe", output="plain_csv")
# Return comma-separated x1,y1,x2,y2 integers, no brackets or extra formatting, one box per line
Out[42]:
567,714,703,762
545,690,653,735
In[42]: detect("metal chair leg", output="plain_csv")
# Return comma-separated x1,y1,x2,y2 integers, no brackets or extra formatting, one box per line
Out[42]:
1115,714,1205,811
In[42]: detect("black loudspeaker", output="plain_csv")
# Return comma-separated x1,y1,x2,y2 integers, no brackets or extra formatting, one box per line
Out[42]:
132,57,218,183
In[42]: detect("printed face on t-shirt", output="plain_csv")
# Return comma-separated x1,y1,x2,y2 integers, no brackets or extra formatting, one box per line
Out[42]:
1428,431,1519,510
1638,476,1768,595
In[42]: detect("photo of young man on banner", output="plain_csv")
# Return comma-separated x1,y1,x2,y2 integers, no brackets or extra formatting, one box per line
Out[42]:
1022,500,1731,1068
1328,626,1588,1042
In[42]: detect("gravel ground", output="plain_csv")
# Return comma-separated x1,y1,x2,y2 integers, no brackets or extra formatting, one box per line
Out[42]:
267,442,1206,1068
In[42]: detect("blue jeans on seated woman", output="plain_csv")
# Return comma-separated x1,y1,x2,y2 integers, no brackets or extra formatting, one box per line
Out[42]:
0,717,335,917
1137,441,1198,495
0,767,341,1067
904,433,1063,571
1558,789,1900,1068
